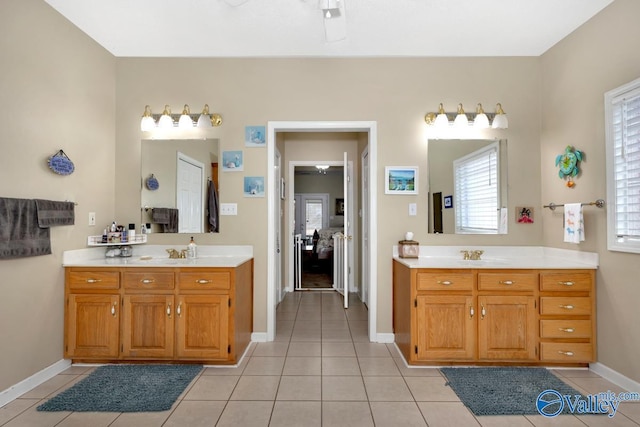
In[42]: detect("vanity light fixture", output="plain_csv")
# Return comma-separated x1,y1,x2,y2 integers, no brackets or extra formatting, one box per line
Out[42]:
424,102,508,129
316,165,330,174
178,104,194,128
473,103,490,129
491,103,509,129
140,104,223,130
157,105,174,129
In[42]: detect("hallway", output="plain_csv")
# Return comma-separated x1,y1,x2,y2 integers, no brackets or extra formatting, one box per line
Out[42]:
1,292,637,426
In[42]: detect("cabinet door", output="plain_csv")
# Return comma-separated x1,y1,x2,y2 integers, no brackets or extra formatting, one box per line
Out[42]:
66,294,119,358
415,295,475,360
122,295,175,358
176,295,229,360
478,295,537,360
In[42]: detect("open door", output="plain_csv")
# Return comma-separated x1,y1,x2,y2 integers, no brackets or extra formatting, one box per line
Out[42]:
333,152,351,308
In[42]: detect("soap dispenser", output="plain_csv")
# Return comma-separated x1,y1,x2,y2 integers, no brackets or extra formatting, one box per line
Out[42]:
187,236,197,259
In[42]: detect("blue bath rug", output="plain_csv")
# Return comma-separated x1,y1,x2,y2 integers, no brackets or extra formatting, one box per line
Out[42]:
37,364,202,412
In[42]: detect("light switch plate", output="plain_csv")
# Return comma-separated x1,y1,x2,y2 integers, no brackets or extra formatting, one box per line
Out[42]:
409,203,417,216
88,212,96,226
220,203,238,215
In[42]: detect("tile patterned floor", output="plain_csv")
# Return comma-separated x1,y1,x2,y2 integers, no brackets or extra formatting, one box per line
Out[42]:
1,291,638,426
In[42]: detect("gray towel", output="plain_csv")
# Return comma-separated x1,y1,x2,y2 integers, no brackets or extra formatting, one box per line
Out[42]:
152,208,171,224
208,181,219,232
163,209,179,233
0,197,51,259
34,199,75,227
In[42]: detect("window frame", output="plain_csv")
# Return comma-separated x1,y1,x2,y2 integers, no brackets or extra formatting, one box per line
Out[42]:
605,76,640,254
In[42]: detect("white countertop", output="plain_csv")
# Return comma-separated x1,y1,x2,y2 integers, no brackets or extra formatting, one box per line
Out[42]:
63,245,253,268
393,246,598,269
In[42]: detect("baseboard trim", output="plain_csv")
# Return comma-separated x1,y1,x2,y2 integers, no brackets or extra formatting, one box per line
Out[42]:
375,333,395,343
590,362,640,393
251,332,268,343
0,359,71,408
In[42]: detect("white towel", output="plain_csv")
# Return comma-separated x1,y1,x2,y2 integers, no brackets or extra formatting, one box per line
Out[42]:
563,203,584,244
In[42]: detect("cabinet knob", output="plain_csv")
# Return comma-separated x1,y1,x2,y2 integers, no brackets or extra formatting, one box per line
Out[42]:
499,280,514,285
558,350,574,357
196,279,213,284
559,327,575,333
140,278,155,284
559,281,575,286
559,304,574,310
437,280,453,286
86,278,102,283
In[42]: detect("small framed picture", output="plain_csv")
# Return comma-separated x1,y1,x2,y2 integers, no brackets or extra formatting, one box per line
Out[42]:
385,166,418,195
244,176,265,197
222,150,243,171
245,125,266,147
516,206,534,223
444,195,453,209
335,198,344,216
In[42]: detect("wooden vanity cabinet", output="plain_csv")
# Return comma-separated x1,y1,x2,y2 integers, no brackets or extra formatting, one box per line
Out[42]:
393,260,595,366
64,260,253,364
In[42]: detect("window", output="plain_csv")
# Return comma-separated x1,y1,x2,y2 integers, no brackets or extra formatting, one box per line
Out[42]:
305,199,324,237
453,142,499,234
606,77,640,253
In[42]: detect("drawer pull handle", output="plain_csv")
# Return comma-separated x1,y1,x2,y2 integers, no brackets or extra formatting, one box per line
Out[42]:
559,304,574,310
166,303,172,318
469,306,475,318
499,280,514,285
559,328,575,333
177,303,182,317
559,281,575,286
481,305,486,320
140,278,155,284
558,350,574,357
437,280,453,286
111,302,117,317
196,279,213,284
86,278,102,283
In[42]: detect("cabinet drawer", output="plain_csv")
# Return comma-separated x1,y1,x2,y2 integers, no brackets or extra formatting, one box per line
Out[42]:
540,272,593,292
540,297,591,316
477,272,537,292
540,343,593,362
123,271,174,290
540,320,592,339
68,270,120,290
416,272,473,291
179,271,230,290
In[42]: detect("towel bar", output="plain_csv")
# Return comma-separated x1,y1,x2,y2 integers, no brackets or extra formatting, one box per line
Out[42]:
543,199,605,211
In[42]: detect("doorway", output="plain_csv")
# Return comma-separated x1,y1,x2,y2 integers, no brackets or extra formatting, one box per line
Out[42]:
176,152,204,233
267,121,378,342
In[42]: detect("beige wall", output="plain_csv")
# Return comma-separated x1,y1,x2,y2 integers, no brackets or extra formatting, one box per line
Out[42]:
114,57,542,339
0,0,116,390
540,0,640,382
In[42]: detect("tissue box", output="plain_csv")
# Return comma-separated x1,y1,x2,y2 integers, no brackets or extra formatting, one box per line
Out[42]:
398,240,419,258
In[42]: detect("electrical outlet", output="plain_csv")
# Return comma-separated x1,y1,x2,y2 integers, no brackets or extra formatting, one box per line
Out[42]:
409,203,417,216
220,203,238,215
88,212,96,226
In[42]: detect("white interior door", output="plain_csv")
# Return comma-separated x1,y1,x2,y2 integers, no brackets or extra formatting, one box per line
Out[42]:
361,148,369,307
275,148,283,303
342,152,349,308
176,152,204,233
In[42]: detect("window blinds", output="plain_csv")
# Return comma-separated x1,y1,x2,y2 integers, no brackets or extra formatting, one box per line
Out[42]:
453,143,499,233
611,87,640,242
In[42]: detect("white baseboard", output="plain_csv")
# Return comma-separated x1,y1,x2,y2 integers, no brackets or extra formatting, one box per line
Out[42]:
251,332,268,343
0,359,71,408
374,333,395,343
590,362,640,393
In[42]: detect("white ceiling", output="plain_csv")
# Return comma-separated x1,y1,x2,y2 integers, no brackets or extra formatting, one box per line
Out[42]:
44,0,614,58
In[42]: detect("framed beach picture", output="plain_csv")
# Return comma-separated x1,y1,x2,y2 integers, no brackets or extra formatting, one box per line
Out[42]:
222,150,243,171
385,166,418,195
245,125,266,147
244,176,265,197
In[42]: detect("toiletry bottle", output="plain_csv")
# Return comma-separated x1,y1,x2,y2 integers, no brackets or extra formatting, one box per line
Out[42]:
141,223,147,234
187,236,197,259
110,221,117,232
128,223,135,241
146,223,152,234
101,228,108,244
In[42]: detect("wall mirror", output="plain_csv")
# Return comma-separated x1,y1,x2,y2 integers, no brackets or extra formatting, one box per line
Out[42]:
427,139,507,234
141,138,219,233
